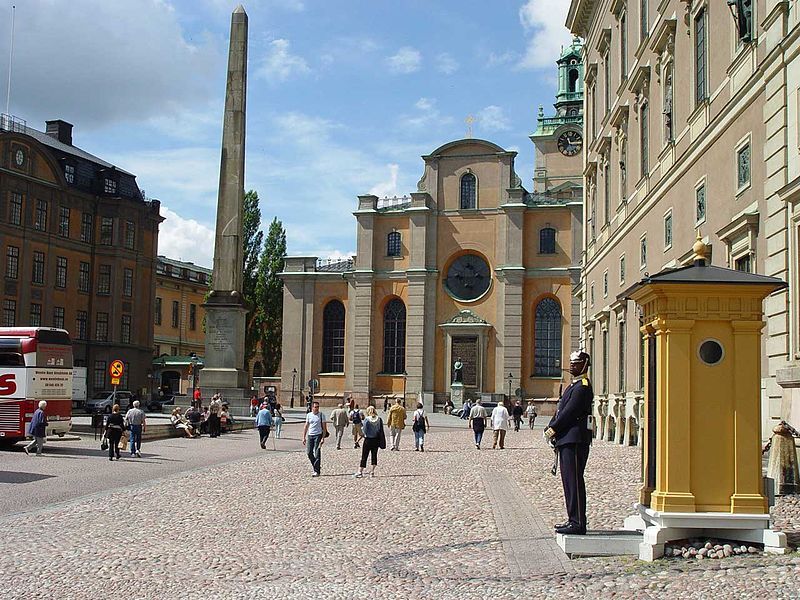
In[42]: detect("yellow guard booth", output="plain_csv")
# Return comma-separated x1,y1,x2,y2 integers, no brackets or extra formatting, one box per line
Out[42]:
621,239,789,560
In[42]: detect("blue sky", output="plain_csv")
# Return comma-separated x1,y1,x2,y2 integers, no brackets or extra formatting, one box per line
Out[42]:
2,0,573,267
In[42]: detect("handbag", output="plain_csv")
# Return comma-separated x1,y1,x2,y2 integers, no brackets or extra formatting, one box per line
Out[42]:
100,434,108,451
377,418,387,450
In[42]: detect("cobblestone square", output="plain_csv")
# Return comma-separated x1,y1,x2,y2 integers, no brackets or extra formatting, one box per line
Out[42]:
1,415,798,599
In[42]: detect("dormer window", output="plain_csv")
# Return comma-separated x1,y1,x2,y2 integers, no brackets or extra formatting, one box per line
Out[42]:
387,231,401,257
104,178,117,195
64,164,75,184
460,172,477,210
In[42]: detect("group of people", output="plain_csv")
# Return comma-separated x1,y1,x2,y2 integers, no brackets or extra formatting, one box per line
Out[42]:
101,401,147,461
462,398,538,449
299,397,430,478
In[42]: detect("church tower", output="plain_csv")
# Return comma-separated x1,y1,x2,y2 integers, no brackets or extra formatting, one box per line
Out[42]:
530,37,584,198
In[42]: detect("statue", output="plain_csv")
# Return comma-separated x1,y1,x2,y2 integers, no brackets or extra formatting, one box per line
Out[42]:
452,358,464,384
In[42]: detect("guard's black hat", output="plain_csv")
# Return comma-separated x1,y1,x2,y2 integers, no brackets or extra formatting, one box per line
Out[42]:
569,351,591,366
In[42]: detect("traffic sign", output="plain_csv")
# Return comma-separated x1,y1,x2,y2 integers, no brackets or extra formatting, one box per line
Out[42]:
109,360,124,379
111,377,120,386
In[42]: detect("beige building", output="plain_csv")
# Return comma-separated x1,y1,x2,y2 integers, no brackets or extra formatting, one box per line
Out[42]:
567,0,800,442
279,49,586,410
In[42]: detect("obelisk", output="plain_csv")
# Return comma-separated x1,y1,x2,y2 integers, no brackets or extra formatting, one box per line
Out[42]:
201,4,250,410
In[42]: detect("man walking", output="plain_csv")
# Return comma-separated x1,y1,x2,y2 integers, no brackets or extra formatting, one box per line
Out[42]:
468,398,488,449
386,398,407,451
124,400,146,457
491,401,511,449
24,400,48,456
526,401,538,429
255,403,273,449
545,351,594,536
330,403,349,450
512,400,524,432
302,401,328,477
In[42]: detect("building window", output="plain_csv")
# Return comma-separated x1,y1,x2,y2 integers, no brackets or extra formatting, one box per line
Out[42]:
104,178,117,195
123,268,133,297
602,328,609,394
171,301,179,328
732,0,753,44
32,251,45,285
640,100,649,177
121,315,131,344
590,84,597,140
95,312,109,342
603,271,609,297
639,331,646,391
696,182,707,224
33,199,47,231
55,256,67,289
620,12,627,80
604,52,611,115
382,298,406,374
387,231,401,257
540,227,557,254
64,164,75,184
737,142,751,191
100,217,113,245
53,306,65,329
80,213,93,243
170,346,178,356
153,344,160,357
619,255,626,283
30,303,42,327
534,297,561,377
93,360,106,390
97,265,112,295
9,192,22,225
189,303,197,330
124,221,135,250
58,206,70,237
76,311,88,340
460,173,477,209
640,235,647,268
603,163,610,225
322,300,346,373
79,262,90,293
5,245,19,279
695,8,707,104
619,320,626,392
590,283,595,307
664,211,673,249
121,362,130,390
640,0,648,41
735,254,752,273
155,297,162,326
2,300,15,326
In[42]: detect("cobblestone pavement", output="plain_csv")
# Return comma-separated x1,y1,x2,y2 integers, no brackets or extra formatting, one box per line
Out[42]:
1,416,798,599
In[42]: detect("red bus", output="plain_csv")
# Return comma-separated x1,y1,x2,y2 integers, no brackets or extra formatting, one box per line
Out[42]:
0,327,73,448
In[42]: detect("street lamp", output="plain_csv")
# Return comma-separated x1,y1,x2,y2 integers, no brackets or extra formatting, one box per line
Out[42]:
402,370,407,407
291,368,297,408
507,372,513,403
190,353,199,408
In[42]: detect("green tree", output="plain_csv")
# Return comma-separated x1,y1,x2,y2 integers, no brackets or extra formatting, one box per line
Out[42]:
242,190,264,369
255,217,286,376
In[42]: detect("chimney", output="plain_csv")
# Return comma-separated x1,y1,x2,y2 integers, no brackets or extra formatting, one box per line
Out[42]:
45,119,73,145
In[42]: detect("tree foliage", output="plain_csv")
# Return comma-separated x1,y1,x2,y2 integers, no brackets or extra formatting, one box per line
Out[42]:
255,218,286,376
242,190,264,369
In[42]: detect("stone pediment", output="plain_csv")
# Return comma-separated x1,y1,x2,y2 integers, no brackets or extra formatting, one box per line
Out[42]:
441,309,491,327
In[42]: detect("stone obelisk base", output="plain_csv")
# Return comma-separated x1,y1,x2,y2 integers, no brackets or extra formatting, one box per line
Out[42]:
200,300,250,415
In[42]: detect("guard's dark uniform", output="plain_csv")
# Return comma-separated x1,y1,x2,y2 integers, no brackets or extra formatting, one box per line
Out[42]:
548,376,593,532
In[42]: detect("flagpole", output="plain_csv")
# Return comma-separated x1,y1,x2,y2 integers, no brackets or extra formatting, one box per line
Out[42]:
5,4,16,116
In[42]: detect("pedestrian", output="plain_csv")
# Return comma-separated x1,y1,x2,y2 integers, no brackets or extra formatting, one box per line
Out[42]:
249,394,259,417
302,401,328,477
411,402,430,452
124,400,146,457
459,399,472,420
383,396,389,412
220,403,231,433
273,403,284,439
193,387,202,409
444,397,454,416
491,402,511,449
23,400,48,456
512,400,524,432
105,404,125,461
255,403,273,449
386,398,407,451
546,351,594,536
354,406,385,478
347,395,355,412
350,403,364,448
208,395,222,438
329,402,350,450
526,401,538,430
468,398,488,449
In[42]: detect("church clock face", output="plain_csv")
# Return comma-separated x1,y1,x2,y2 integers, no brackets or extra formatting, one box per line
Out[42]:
444,254,491,302
557,130,583,156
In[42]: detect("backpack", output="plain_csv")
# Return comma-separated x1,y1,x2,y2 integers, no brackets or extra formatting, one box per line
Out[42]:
412,411,426,433
351,410,362,425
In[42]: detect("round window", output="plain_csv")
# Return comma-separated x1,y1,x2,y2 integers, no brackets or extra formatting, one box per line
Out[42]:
444,254,491,302
698,340,724,366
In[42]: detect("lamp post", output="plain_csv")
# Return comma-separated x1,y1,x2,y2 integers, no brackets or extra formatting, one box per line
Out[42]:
507,372,513,404
291,368,297,408
190,353,199,409
402,370,408,407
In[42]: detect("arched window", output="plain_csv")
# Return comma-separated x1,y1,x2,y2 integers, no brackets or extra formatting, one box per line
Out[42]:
534,297,562,377
387,231,401,257
383,298,406,374
252,362,263,377
460,173,477,209
322,300,345,373
540,227,556,254
568,68,579,93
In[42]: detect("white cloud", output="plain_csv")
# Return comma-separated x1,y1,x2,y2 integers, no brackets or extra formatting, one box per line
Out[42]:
477,105,511,132
518,0,573,70
436,53,459,75
400,97,453,130
158,207,216,268
415,98,435,111
369,164,400,198
258,38,311,82
386,47,422,74
486,50,517,67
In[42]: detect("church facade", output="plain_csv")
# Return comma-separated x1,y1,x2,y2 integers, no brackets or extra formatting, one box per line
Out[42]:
279,42,585,411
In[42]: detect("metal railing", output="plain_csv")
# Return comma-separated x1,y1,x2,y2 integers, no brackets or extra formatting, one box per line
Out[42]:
0,113,26,133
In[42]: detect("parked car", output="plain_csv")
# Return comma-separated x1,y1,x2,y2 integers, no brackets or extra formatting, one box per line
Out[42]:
85,390,133,414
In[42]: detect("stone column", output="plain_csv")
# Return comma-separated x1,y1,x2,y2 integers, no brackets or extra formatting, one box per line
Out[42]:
279,257,317,406
498,195,526,393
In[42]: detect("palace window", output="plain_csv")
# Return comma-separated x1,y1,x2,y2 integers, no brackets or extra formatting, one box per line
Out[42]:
604,51,611,116
32,251,45,285
2,300,15,327
534,297,562,377
171,300,179,328
80,213,93,242
695,8,707,104
56,257,67,289
460,173,477,210
618,320,626,392
640,100,649,177
640,0,648,41
619,255,626,284
322,300,345,373
696,182,707,224
30,303,42,327
155,297,162,326
387,231,401,257
53,306,65,330
5,246,19,279
603,163,610,225
125,220,135,250
34,199,48,231
95,312,109,342
104,178,117,195
100,217,113,245
620,11,627,80
602,328,609,394
59,206,70,237
603,271,609,298
539,227,556,254
79,262,90,293
640,235,647,268
121,315,131,344
735,254,752,273
737,142,751,191
664,211,673,249
94,360,106,390
64,164,75,184
123,268,133,297
97,265,112,295
9,192,22,225
76,311,88,340
189,303,197,330
382,298,406,374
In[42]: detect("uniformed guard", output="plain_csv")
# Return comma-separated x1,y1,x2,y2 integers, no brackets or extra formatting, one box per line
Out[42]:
545,350,593,535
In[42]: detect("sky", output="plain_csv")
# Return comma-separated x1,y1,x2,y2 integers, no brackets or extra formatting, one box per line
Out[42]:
1,0,574,268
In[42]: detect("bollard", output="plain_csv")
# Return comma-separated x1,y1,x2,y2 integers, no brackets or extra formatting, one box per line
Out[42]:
766,421,800,495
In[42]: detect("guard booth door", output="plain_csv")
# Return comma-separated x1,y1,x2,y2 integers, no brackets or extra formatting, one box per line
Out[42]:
642,334,657,507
